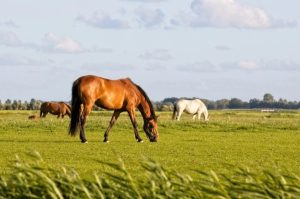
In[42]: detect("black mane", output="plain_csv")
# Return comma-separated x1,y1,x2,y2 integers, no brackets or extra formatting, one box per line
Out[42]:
134,84,156,119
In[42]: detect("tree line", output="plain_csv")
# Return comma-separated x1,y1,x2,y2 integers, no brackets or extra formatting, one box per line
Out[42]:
0,99,42,110
1,93,300,111
155,93,300,111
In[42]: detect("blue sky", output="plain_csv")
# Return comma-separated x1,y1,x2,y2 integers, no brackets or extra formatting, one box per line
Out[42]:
0,0,299,102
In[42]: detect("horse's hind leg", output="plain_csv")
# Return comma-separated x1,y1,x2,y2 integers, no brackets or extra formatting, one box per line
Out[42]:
79,103,93,143
103,110,121,142
177,110,183,121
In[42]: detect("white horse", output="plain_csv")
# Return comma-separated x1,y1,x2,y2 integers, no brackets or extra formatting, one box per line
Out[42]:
172,99,209,121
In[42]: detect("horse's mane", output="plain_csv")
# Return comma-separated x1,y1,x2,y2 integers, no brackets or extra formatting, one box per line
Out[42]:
134,83,156,119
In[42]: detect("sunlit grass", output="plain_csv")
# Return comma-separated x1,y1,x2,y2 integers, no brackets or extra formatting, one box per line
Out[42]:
0,110,300,181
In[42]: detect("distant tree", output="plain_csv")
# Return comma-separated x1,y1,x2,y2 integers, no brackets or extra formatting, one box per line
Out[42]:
17,100,22,110
263,93,275,103
12,100,18,110
160,102,173,111
152,102,162,111
162,97,178,104
228,98,244,109
201,99,216,110
216,99,229,109
29,99,42,110
0,100,2,110
29,99,36,110
5,99,12,110
21,100,28,110
35,100,42,110
249,98,260,109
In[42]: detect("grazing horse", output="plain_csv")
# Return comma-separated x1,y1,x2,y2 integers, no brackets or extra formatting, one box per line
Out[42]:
172,99,209,121
40,102,71,118
69,75,159,143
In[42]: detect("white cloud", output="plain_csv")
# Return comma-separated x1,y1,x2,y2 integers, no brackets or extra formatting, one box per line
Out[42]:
192,0,271,28
171,0,294,29
223,59,300,71
42,32,85,53
122,0,166,2
176,59,300,73
135,7,165,28
0,20,18,28
81,62,135,71
238,60,259,70
0,54,48,67
0,31,104,54
0,31,22,46
177,61,218,72
215,45,231,51
139,49,172,61
76,11,130,29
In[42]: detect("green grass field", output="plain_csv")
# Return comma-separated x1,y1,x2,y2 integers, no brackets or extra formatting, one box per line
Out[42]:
1,109,300,181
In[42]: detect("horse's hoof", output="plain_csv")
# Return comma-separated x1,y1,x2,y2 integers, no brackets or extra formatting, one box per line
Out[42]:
81,140,88,144
103,140,110,143
137,139,144,143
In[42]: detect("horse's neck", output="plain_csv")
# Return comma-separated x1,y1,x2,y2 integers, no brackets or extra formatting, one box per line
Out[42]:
138,98,152,121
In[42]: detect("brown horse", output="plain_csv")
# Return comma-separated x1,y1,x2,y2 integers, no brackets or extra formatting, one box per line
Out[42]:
69,75,159,143
40,102,71,118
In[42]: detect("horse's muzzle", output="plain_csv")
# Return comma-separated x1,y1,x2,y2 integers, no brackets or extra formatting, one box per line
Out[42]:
149,135,158,142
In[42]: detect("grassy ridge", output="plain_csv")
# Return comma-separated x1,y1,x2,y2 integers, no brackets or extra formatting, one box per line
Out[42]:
1,152,300,198
0,110,300,180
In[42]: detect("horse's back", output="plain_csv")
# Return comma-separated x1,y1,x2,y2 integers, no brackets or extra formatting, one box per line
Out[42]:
175,99,189,112
74,75,138,110
194,99,207,110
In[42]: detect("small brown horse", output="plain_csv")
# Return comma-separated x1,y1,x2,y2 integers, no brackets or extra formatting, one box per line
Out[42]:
69,75,159,143
40,102,71,118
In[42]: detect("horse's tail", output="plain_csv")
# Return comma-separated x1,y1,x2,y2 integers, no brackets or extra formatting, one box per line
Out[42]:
69,80,82,136
172,102,177,120
65,102,71,110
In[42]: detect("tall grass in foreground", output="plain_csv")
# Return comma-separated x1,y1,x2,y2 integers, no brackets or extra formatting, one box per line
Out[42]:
0,152,300,198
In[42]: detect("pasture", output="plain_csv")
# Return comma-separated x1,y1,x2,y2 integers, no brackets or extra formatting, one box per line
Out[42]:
1,109,300,181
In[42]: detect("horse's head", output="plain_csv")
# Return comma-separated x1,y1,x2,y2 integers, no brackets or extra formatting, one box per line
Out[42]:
144,116,159,142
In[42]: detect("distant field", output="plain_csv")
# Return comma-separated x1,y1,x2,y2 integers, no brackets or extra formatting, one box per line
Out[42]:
1,110,300,180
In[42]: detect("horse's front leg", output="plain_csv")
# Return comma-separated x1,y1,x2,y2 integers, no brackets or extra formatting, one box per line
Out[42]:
128,109,143,142
192,114,196,120
103,110,121,142
197,111,202,120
